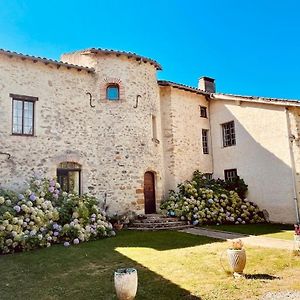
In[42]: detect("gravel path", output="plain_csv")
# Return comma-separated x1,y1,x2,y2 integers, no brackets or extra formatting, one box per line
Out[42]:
261,291,300,299
180,227,295,250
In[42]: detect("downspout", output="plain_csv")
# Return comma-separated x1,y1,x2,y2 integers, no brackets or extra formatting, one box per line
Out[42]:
205,95,214,176
285,107,300,224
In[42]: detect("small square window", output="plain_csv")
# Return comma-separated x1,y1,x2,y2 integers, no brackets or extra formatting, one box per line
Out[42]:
106,84,119,100
203,173,213,180
222,121,236,147
224,169,238,181
200,106,207,118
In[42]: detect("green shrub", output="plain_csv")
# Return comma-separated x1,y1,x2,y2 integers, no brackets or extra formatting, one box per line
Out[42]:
0,177,115,254
160,171,265,225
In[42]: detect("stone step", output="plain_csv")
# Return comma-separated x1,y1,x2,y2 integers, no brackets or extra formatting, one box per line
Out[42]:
134,218,179,224
131,221,187,227
127,224,194,231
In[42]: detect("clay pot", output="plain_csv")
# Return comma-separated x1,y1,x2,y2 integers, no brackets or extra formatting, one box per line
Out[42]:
227,249,246,274
114,268,138,300
114,223,124,230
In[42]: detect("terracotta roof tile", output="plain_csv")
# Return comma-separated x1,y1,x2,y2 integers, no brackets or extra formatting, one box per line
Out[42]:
0,48,95,72
68,48,162,70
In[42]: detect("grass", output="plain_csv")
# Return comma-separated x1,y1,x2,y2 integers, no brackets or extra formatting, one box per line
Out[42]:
0,230,299,300
205,223,294,240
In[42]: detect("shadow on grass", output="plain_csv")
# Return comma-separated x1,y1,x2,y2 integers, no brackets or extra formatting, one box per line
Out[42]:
113,229,219,251
0,230,210,300
244,273,280,280
206,223,294,237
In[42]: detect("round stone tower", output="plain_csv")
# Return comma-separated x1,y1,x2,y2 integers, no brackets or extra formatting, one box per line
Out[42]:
61,48,165,214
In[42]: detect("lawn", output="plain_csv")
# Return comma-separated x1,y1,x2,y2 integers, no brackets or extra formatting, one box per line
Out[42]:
0,230,299,300
205,223,294,240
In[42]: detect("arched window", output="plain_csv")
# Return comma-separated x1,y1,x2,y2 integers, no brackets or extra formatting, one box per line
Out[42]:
57,162,81,194
106,84,119,100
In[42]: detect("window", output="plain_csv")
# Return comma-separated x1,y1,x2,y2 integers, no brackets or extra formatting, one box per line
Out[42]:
11,94,37,136
222,121,236,147
200,106,207,118
57,162,81,195
203,173,213,180
152,115,159,143
202,129,209,154
106,84,119,100
224,169,238,181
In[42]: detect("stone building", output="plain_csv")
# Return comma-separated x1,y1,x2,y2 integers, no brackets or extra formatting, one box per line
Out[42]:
0,47,299,224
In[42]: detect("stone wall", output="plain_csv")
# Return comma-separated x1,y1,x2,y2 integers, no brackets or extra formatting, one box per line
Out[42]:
160,86,213,193
0,51,165,214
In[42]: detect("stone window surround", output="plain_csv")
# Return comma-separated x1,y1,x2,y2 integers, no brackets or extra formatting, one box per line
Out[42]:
10,93,38,136
100,77,125,102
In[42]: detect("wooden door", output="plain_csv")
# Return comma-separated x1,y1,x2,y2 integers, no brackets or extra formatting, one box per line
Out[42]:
144,172,156,214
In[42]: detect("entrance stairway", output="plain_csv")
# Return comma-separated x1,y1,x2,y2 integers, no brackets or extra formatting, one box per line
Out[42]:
127,214,193,231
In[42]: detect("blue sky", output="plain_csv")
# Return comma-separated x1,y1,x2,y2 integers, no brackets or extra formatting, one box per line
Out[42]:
0,0,299,99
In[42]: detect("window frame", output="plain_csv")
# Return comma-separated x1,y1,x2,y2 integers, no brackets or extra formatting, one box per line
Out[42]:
106,84,120,101
202,129,209,154
200,106,208,118
224,168,238,181
11,94,37,136
221,120,236,147
203,173,213,180
57,162,82,195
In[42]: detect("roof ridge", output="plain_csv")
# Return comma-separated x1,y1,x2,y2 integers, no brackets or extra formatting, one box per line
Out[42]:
158,80,208,95
215,92,300,103
64,47,162,70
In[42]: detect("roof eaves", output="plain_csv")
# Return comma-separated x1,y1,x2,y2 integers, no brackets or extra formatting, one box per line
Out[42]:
158,80,209,96
0,49,95,73
75,48,162,70
212,92,300,107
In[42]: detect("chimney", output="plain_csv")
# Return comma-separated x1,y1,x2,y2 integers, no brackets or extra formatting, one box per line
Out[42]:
198,76,216,93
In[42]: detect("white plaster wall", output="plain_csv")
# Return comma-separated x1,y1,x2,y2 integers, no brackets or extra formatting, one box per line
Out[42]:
210,99,296,223
160,87,213,194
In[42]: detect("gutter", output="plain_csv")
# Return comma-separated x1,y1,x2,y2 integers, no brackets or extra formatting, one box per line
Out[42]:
211,93,300,108
285,108,300,224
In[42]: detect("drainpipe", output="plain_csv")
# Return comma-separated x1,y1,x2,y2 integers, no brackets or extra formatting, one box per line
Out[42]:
285,107,300,224
205,95,214,176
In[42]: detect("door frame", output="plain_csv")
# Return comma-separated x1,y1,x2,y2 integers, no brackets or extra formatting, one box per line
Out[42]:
144,171,156,214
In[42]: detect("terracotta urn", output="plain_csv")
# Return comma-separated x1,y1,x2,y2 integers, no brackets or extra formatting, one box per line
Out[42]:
227,249,246,274
114,268,138,300
114,223,124,231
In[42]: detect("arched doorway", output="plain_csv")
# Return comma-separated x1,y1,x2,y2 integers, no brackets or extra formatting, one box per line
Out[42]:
144,171,156,214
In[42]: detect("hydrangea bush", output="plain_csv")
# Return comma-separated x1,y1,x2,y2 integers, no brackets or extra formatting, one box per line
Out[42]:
160,171,266,225
0,177,115,254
